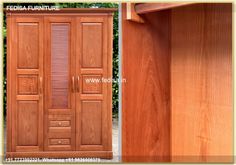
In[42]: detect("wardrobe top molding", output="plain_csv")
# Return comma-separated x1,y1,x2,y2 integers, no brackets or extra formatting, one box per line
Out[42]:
5,8,117,16
126,3,194,23
134,3,195,14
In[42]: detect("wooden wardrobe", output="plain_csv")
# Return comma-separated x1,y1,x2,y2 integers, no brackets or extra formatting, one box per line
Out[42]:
6,8,115,158
122,3,232,163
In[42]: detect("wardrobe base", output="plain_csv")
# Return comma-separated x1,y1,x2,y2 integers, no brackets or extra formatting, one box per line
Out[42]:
6,151,113,159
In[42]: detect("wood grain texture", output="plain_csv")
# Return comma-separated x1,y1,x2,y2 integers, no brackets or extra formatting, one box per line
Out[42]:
49,138,70,145
82,75,102,94
17,23,39,69
51,24,69,108
9,16,44,152
135,3,194,14
17,101,38,146
82,22,103,68
49,120,70,127
6,13,12,152
81,101,102,145
18,75,38,95
7,11,114,159
122,2,232,163
76,16,113,153
44,16,75,151
171,3,232,162
126,3,144,23
6,151,113,159
122,4,171,162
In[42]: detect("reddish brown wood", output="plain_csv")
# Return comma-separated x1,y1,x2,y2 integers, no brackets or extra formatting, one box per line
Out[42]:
44,16,75,152
171,3,233,162
17,101,38,145
122,4,171,162
81,101,102,145
75,16,113,153
9,16,44,152
126,3,144,23
6,151,113,159
135,3,195,14
7,9,114,159
6,13,12,152
122,2,232,163
51,24,70,108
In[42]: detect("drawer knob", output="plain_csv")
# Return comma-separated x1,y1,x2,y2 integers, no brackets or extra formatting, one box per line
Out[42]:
58,122,62,126
58,140,62,144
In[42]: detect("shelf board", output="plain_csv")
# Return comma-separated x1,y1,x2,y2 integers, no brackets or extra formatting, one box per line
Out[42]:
135,3,195,14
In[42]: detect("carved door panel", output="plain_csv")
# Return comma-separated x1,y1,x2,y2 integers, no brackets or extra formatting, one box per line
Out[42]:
75,16,113,152
11,16,44,152
44,17,76,151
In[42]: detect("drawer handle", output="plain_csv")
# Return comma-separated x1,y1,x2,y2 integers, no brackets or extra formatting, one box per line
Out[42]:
58,122,62,126
58,140,62,144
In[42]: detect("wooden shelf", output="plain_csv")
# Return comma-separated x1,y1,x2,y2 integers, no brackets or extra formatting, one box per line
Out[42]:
135,3,195,14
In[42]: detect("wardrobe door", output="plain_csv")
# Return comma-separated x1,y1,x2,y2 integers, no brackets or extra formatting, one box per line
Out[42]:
44,17,76,151
75,16,113,151
10,16,44,152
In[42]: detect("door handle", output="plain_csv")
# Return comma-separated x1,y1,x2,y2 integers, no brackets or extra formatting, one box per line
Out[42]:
77,76,80,92
39,77,43,95
72,76,75,92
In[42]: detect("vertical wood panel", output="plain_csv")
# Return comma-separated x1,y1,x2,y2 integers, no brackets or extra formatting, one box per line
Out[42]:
18,23,39,69
76,16,112,152
17,101,38,146
81,101,102,145
51,24,69,108
122,4,171,162
171,3,232,162
44,17,75,151
7,14,12,152
10,16,44,152
82,23,103,68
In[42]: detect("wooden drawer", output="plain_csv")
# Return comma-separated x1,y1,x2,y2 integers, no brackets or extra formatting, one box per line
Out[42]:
48,115,72,133
50,120,70,127
47,137,72,151
49,138,70,145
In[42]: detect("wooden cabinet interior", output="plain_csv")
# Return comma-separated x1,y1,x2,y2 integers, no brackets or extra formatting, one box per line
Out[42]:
6,8,115,158
122,3,232,162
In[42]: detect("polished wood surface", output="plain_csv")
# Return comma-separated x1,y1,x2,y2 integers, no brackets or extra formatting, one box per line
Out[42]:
51,23,70,108
171,3,232,162
81,101,102,145
7,10,114,159
126,3,144,23
75,16,113,152
44,16,75,151
9,16,44,152
122,3,232,163
81,19,103,68
6,151,113,159
135,3,194,14
122,4,171,162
